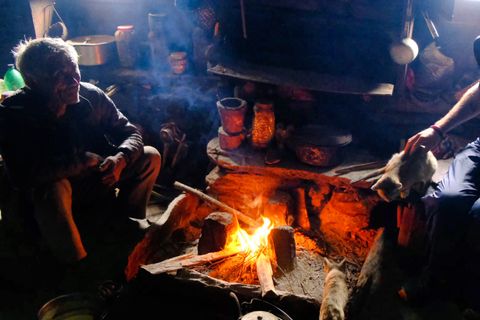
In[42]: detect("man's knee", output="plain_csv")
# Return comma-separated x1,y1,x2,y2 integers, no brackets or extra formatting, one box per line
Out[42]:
423,191,476,222
137,146,161,177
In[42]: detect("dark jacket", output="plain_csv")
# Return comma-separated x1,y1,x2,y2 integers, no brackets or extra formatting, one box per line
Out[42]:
0,82,143,188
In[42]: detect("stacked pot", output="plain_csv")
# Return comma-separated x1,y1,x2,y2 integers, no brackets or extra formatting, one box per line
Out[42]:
217,98,247,150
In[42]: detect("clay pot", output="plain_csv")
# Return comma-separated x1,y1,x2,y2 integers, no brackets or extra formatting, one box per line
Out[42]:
217,97,247,135
218,126,245,150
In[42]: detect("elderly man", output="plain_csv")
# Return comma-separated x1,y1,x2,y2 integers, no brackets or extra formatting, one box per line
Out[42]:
0,38,161,266
400,38,480,305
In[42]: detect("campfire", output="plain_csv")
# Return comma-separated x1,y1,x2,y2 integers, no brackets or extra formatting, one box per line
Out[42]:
126,173,380,318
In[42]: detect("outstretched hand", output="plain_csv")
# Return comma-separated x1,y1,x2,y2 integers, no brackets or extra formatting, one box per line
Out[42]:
404,127,442,156
98,153,127,187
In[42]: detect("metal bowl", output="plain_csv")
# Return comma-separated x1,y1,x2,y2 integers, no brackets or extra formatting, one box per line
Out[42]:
68,35,116,66
37,293,104,320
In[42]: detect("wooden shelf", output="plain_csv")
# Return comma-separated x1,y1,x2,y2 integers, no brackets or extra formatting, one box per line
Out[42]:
208,62,394,96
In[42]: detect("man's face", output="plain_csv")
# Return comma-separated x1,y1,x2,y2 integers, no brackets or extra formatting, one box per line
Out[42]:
51,57,81,105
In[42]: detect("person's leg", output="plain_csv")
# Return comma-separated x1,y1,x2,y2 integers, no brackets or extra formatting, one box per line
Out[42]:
32,179,87,264
423,139,480,278
400,139,480,302
461,199,480,310
117,146,161,219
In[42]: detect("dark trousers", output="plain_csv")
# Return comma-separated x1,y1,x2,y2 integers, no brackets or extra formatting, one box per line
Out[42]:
422,138,480,280
31,146,161,263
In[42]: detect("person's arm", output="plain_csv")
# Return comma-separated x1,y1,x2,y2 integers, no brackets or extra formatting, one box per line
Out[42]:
95,90,143,164
90,87,143,186
405,82,480,155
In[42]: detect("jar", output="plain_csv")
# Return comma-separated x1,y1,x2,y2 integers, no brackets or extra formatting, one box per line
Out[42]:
251,101,275,149
168,51,188,74
114,25,137,68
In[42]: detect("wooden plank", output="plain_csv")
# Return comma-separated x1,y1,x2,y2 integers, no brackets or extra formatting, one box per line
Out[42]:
142,250,240,275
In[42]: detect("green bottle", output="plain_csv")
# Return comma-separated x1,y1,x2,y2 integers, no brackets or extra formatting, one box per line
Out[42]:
4,64,25,91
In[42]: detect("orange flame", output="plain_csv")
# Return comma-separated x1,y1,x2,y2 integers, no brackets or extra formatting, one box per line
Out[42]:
226,217,273,261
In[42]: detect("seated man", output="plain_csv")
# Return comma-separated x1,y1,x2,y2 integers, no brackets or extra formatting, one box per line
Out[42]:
0,38,161,267
401,37,480,305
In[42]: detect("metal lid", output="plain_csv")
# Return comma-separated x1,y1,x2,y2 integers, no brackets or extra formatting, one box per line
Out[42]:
241,311,282,320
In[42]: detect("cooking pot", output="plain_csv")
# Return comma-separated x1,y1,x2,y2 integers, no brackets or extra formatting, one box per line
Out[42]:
287,125,352,167
68,35,116,66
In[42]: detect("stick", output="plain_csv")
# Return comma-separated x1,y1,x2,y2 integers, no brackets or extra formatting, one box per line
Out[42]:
142,250,240,275
173,181,261,228
256,252,277,298
334,160,388,175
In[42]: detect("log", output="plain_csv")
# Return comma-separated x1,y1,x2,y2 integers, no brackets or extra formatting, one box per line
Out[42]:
269,226,296,272
198,212,239,254
293,188,311,230
174,181,261,228
142,250,240,275
256,252,277,298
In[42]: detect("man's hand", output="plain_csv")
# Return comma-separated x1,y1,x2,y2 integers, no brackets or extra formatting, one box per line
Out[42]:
84,151,104,169
98,153,127,187
404,127,442,156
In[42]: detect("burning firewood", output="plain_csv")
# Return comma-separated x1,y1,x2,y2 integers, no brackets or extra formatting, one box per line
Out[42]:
269,226,296,272
256,252,277,298
173,181,261,228
294,188,311,230
142,250,240,275
198,212,239,254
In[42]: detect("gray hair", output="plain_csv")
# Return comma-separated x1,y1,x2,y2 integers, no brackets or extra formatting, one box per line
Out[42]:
12,38,78,87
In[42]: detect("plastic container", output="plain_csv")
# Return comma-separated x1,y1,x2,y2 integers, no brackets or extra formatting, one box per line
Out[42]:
4,64,25,91
114,25,137,68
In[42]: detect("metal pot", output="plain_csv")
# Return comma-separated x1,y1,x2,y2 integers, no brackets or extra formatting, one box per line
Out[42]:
37,293,104,320
287,125,352,167
68,35,116,66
